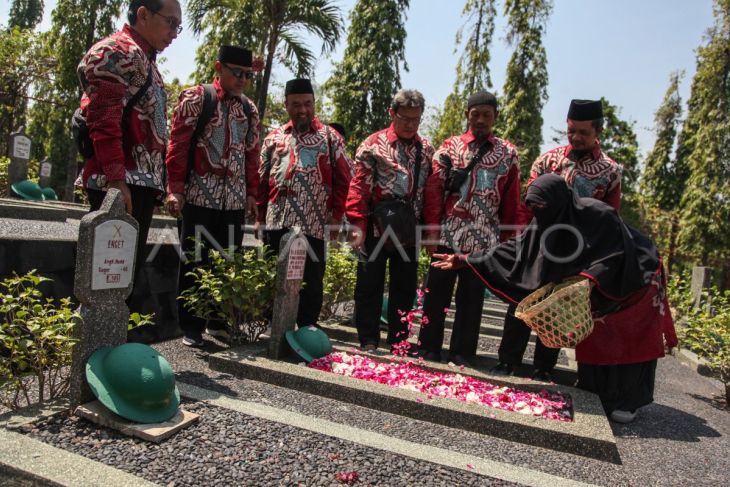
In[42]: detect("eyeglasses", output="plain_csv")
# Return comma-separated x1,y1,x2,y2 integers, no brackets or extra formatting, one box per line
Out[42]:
151,11,183,35
222,63,256,80
394,112,421,125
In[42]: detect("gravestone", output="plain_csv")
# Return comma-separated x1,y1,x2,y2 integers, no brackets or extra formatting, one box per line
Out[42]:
268,227,308,359
39,159,52,188
7,127,31,193
69,189,139,406
690,266,712,310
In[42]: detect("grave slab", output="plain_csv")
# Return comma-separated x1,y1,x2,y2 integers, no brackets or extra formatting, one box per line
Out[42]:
209,341,619,463
74,401,199,443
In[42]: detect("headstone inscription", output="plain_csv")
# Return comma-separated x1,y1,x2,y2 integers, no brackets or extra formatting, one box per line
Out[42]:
268,228,308,359
69,189,139,406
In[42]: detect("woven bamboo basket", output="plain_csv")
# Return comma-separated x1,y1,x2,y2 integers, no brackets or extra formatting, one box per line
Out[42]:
514,277,593,349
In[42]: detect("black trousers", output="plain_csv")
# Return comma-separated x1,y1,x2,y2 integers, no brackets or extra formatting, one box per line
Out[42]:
499,302,560,370
87,186,157,303
178,204,245,334
354,230,418,347
263,229,326,328
419,246,485,357
577,360,657,414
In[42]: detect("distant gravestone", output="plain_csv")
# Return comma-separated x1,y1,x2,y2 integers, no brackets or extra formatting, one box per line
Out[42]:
69,189,139,406
39,159,52,188
690,266,712,311
268,228,308,359
7,127,31,193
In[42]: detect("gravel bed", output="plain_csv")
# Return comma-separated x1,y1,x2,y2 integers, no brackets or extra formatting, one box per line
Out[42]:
20,399,519,487
151,337,730,486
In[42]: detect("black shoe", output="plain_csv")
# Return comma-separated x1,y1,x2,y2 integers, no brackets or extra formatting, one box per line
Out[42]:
422,351,441,362
182,331,204,348
531,368,554,382
490,362,514,376
448,354,470,367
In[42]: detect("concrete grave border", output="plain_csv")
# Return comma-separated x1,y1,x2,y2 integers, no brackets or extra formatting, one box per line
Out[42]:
209,342,619,463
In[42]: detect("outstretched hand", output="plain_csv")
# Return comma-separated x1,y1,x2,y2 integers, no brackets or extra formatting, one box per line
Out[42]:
431,253,457,270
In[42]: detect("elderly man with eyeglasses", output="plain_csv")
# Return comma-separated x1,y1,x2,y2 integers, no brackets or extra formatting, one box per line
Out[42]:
76,0,181,309
345,89,436,353
164,45,261,347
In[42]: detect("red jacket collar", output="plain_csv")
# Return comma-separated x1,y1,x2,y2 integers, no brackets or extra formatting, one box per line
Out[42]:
124,24,156,60
459,129,497,146
563,143,602,160
212,77,243,102
283,116,324,133
386,123,423,145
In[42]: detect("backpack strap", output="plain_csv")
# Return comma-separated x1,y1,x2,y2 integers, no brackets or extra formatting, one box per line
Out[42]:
123,65,153,119
186,84,219,181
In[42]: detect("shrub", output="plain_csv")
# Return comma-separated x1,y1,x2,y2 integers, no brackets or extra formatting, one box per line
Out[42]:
320,244,358,320
180,248,276,344
0,271,79,410
676,287,730,406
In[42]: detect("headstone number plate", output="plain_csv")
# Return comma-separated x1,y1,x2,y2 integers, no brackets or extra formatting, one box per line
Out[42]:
12,135,31,160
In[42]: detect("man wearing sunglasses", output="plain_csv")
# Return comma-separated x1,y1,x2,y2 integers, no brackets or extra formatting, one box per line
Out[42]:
76,0,181,309
165,45,261,347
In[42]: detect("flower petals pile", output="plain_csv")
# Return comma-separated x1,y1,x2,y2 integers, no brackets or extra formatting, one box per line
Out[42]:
309,352,573,421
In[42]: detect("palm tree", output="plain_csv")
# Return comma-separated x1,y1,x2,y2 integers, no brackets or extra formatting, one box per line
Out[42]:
187,0,343,122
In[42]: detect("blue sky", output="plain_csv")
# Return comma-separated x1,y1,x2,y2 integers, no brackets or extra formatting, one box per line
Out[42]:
2,0,716,158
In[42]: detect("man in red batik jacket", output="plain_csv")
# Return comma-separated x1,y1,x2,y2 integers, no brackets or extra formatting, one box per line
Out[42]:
257,78,352,330
419,91,523,366
345,89,436,353
77,0,181,299
165,45,260,347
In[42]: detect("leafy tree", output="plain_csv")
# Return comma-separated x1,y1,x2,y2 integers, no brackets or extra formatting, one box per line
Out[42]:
639,72,685,272
8,0,44,30
599,97,641,227
641,71,685,209
0,27,55,156
26,0,123,201
675,0,730,285
325,0,410,152
187,0,343,123
498,0,551,177
433,0,496,148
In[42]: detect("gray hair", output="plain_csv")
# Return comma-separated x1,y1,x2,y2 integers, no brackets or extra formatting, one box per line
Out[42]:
391,89,425,111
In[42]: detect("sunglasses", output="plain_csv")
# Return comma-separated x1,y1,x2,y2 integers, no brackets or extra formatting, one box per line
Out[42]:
222,63,256,80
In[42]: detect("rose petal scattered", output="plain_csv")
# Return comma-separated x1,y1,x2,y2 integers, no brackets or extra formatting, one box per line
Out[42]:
335,471,359,484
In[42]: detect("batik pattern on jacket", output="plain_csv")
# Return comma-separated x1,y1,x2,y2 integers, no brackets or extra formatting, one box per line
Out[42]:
423,131,522,253
345,125,435,234
257,118,352,240
77,24,167,193
528,144,622,209
165,77,260,210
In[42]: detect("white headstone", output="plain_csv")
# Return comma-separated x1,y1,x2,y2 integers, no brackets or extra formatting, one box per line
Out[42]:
91,220,138,290
40,161,52,178
12,134,31,160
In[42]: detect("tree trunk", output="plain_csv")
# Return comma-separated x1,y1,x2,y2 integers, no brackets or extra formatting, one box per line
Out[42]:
257,32,279,125
667,214,678,274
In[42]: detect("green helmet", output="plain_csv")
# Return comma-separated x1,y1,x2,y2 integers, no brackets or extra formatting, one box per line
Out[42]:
86,343,180,424
40,187,58,200
10,180,44,201
285,326,333,363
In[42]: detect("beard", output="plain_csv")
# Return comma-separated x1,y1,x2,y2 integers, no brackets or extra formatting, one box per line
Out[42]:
295,119,312,133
